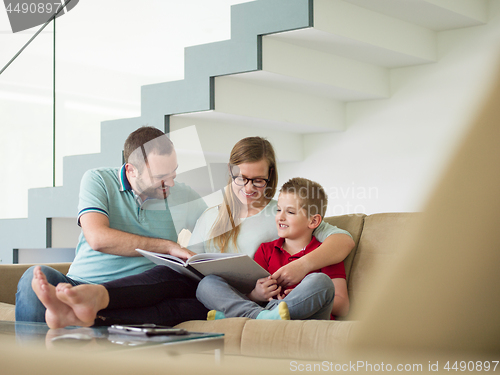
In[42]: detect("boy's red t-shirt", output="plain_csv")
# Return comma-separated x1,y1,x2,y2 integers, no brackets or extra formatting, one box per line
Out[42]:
253,236,346,290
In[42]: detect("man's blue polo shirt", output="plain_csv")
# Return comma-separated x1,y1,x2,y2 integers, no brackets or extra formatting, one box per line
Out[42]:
66,165,208,284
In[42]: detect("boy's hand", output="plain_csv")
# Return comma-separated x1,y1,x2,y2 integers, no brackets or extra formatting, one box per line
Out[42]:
277,289,292,300
272,261,309,288
248,276,281,302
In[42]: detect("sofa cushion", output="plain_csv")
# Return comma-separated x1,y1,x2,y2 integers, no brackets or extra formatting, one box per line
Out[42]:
177,318,358,360
0,302,15,321
347,213,419,319
0,263,71,305
323,214,366,283
175,317,250,355
240,319,357,360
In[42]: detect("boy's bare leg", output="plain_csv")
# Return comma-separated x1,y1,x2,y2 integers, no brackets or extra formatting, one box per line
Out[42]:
31,266,89,329
55,282,110,327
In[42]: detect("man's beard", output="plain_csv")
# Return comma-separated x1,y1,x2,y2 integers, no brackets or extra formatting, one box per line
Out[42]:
136,178,170,200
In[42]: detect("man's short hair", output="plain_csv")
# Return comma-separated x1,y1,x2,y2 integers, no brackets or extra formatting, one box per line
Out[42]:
280,177,328,219
123,126,174,171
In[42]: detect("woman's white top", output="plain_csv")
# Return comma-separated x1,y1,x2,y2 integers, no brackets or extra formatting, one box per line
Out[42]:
187,199,351,257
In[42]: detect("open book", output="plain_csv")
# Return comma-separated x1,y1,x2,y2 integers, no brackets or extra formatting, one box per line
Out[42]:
136,249,270,293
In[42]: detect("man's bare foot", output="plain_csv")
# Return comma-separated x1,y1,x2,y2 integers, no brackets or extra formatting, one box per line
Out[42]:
31,266,89,329
55,283,110,327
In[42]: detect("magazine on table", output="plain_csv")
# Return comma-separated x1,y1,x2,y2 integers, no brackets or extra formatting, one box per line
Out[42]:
136,248,270,293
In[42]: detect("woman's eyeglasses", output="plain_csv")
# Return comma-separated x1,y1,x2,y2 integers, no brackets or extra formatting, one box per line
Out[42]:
230,170,269,188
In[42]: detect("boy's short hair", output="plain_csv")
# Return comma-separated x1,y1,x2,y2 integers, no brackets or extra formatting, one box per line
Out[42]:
280,177,328,219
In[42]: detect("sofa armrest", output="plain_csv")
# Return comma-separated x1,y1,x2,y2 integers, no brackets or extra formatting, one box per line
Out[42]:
0,263,71,305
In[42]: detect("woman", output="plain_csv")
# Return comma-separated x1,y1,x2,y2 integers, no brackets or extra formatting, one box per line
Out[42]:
31,137,354,329
189,137,353,288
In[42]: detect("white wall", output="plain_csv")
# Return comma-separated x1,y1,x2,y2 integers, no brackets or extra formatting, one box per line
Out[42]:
279,1,500,215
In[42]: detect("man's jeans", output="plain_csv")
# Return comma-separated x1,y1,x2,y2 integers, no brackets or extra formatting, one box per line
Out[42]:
15,265,208,326
15,265,85,322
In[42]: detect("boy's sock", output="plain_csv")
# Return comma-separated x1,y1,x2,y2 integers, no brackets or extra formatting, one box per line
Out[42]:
207,310,226,320
256,301,290,320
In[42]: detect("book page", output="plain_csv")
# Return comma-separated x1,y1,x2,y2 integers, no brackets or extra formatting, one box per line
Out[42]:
189,255,270,293
136,249,187,266
187,252,245,264
135,249,201,281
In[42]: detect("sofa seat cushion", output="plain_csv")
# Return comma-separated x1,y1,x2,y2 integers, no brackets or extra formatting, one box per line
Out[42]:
240,319,357,360
177,318,357,360
175,317,250,355
0,302,15,321
0,263,71,306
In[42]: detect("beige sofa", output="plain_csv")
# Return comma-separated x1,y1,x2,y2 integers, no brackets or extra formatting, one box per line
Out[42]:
0,212,418,360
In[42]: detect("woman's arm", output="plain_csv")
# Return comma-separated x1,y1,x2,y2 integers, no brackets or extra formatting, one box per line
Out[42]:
187,207,214,254
272,233,354,287
331,277,350,317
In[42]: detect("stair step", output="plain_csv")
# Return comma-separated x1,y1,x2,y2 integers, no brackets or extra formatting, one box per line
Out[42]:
28,186,78,219
261,36,390,100
170,111,305,162
214,74,345,131
344,0,487,31
271,0,437,68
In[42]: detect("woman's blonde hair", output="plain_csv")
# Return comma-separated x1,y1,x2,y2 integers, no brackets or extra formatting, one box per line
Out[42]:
210,137,278,252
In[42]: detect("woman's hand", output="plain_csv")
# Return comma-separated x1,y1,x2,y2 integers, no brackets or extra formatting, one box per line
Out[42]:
248,276,281,302
272,260,309,289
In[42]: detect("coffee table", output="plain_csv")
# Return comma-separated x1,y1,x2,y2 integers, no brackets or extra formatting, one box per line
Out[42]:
0,320,224,362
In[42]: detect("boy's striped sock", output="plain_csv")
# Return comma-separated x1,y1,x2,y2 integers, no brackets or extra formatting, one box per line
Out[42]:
207,310,226,320
256,301,290,320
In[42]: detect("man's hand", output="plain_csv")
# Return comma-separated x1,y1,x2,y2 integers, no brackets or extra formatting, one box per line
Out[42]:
248,276,281,302
272,260,309,289
168,245,197,260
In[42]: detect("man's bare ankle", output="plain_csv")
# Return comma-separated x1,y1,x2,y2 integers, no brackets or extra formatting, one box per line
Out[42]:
97,285,110,311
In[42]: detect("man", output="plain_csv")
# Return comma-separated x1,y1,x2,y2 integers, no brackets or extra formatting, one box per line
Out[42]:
16,126,208,323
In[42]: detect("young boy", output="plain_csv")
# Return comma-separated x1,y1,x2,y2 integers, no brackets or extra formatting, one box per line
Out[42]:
196,177,350,320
